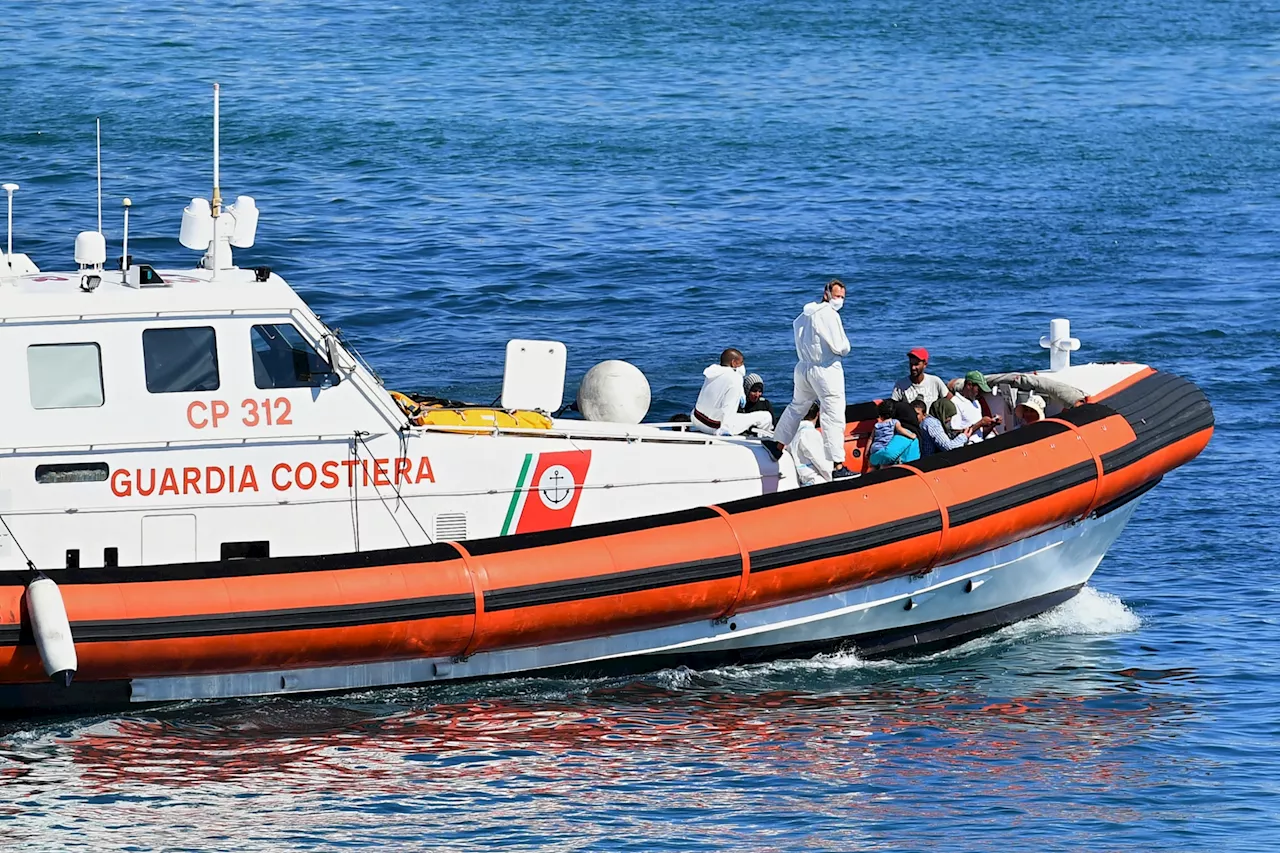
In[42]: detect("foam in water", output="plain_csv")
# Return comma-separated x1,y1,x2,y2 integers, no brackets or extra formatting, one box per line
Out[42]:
1002,585,1141,640
682,585,1141,682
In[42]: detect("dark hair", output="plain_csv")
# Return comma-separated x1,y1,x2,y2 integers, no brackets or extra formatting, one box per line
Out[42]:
720,348,744,366
805,403,820,420
877,399,895,418
911,398,927,412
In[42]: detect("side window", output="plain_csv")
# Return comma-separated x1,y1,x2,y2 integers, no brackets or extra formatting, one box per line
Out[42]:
143,327,220,393
36,462,110,484
28,343,104,409
250,324,332,389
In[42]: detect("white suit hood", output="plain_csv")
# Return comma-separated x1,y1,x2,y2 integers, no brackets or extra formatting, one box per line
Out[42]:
793,300,851,366
702,364,737,381
694,364,746,423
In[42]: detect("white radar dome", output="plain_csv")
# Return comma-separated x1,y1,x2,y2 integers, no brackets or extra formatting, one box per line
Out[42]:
577,360,651,424
74,231,106,267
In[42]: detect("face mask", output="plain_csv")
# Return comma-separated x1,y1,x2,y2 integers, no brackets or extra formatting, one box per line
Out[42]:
829,297,844,311
734,365,746,376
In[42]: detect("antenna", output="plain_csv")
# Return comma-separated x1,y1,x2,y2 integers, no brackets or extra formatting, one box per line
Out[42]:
96,118,102,234
120,197,131,283
2,182,17,265
211,82,220,282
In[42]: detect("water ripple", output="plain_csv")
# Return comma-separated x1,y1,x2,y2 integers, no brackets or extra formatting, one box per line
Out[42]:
2,0,1277,848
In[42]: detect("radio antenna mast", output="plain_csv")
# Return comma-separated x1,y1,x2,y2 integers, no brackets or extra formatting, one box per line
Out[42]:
2,183,17,266
211,82,220,282
96,118,102,234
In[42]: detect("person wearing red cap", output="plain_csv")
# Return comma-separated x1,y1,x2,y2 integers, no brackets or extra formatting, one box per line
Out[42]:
890,347,951,409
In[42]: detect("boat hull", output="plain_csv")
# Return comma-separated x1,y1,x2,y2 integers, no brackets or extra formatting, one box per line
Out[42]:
0,496,1139,712
0,368,1212,713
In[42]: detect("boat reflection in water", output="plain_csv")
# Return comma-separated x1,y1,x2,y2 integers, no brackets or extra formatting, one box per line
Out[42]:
0,593,1200,847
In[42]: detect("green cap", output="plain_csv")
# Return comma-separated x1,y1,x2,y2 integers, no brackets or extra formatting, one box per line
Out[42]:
964,370,991,393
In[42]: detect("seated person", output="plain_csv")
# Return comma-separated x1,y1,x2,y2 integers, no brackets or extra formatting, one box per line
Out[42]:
740,372,776,426
788,403,831,486
951,371,1003,441
691,348,773,436
949,377,983,440
869,399,921,467
891,347,951,408
1013,393,1046,428
930,394,961,438
891,398,920,435
912,399,980,456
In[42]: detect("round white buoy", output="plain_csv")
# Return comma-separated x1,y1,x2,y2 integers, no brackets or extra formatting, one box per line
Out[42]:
577,360,651,424
26,575,76,686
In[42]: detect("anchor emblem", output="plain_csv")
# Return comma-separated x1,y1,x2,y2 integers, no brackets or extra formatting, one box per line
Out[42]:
537,464,576,509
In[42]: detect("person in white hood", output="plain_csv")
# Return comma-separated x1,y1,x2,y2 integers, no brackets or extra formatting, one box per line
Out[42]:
691,348,773,436
765,279,854,478
788,403,832,486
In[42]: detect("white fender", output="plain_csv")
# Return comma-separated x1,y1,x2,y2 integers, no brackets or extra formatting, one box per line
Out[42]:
27,575,77,686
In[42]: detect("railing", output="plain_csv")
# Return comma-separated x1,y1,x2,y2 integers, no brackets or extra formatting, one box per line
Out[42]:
405,420,746,446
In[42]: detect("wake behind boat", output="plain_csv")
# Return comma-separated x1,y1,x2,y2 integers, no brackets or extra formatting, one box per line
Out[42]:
0,92,1213,713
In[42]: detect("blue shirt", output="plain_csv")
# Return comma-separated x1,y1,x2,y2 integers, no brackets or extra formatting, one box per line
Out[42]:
918,415,968,456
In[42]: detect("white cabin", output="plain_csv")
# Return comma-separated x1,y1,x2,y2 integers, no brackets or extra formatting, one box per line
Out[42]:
0,255,788,572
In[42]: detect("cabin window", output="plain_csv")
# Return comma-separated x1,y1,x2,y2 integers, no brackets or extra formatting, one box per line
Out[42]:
143,327,220,393
27,343,104,409
250,324,332,389
35,462,109,484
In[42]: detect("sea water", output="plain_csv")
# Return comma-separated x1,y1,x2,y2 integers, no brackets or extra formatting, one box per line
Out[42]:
0,1,1277,849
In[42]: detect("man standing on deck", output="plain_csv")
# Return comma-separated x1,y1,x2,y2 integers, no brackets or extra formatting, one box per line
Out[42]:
764,279,854,479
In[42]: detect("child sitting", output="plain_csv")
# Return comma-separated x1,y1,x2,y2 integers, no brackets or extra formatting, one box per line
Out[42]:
869,399,921,467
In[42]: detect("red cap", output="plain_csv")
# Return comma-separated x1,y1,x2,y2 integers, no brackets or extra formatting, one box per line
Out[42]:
908,347,929,362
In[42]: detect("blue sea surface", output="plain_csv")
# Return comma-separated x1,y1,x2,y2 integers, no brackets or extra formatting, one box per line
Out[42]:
1,1,1278,850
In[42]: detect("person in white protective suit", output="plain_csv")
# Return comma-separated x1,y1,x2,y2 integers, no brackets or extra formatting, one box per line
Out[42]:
690,348,774,436
763,279,855,479
788,403,832,486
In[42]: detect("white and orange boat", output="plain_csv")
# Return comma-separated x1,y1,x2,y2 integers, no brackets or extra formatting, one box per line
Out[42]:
0,93,1213,712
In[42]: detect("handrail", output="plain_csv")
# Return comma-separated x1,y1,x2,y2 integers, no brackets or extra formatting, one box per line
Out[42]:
406,422,754,445
446,541,488,661
0,433,373,455
0,424,756,454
